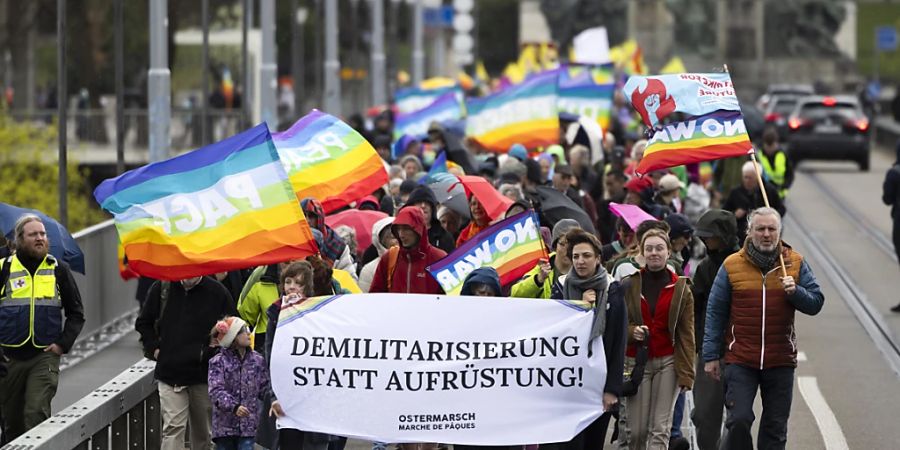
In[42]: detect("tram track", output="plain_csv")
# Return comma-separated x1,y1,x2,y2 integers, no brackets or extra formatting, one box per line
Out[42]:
805,170,896,263
787,169,900,377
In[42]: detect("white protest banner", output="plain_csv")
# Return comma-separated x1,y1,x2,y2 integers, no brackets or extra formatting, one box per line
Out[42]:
270,294,606,445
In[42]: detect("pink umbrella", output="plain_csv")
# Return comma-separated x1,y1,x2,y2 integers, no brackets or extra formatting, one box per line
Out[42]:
325,209,388,252
608,202,656,231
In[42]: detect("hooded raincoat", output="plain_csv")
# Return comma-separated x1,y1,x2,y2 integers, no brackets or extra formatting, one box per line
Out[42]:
406,185,457,254
460,267,502,296
368,206,447,294
359,216,394,292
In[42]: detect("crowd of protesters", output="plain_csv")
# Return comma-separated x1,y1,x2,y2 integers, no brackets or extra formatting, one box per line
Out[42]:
120,92,831,450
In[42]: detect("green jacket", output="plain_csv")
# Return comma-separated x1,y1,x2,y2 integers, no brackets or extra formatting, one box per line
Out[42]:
511,253,562,299
238,265,279,334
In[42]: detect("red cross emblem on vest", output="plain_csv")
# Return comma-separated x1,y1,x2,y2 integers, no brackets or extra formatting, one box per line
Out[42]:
12,278,26,289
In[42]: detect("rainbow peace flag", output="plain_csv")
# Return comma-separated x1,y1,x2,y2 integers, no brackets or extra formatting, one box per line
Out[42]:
393,91,465,140
394,86,461,115
428,211,548,295
465,71,559,152
636,110,753,176
557,64,615,132
94,124,319,281
273,110,389,213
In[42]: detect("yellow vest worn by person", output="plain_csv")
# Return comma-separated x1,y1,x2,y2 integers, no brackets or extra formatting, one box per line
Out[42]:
0,254,63,348
758,150,789,199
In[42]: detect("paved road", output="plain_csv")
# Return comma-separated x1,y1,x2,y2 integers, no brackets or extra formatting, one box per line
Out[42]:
48,143,900,448
771,142,900,449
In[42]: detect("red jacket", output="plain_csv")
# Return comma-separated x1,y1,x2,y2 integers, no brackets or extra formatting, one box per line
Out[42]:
369,207,447,294
626,269,678,359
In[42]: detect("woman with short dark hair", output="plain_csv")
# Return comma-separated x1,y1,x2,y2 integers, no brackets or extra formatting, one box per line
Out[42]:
545,229,627,450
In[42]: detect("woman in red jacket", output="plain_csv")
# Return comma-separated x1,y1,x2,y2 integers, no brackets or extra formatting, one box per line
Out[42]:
619,229,695,450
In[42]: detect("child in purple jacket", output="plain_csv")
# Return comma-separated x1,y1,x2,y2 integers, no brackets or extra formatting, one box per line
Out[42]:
208,316,269,450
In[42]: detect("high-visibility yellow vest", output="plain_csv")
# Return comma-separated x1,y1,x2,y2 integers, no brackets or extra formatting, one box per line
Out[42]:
758,151,789,198
0,255,63,348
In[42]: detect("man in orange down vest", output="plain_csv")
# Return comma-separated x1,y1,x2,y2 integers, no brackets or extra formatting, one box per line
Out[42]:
702,207,824,450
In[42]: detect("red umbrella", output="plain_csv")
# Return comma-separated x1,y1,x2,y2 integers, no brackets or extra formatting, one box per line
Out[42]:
457,175,514,221
325,209,388,252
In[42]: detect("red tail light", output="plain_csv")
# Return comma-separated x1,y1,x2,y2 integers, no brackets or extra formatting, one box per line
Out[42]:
856,119,869,131
822,97,837,106
764,113,782,122
788,118,803,130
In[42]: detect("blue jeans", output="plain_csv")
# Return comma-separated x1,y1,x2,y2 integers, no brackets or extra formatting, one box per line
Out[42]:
214,436,255,450
671,391,685,438
723,364,794,450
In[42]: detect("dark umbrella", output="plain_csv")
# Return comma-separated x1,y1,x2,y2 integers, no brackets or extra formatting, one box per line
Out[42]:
441,126,478,175
534,186,597,235
426,173,470,220
0,202,86,274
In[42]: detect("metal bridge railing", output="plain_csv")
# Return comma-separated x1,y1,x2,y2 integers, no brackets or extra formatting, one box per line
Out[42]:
3,359,160,450
63,221,140,370
7,108,246,154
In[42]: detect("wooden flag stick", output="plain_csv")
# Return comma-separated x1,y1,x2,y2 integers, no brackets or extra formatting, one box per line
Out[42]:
749,152,788,278
723,63,788,278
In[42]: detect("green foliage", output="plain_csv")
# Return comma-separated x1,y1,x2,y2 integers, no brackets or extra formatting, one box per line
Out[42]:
858,5,900,82
0,113,108,232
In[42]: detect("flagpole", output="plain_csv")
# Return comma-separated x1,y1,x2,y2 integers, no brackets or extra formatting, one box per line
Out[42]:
725,63,789,278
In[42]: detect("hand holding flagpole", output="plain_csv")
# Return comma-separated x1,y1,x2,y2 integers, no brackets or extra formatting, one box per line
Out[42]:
724,64,789,278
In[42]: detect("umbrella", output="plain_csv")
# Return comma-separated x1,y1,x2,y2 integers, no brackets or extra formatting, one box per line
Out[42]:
325,209,388,254
442,128,478,175
608,202,656,231
0,202,85,274
565,116,604,164
426,173,470,219
534,186,597,235
458,175,513,221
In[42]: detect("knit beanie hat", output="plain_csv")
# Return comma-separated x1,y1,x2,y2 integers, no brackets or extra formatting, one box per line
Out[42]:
508,143,527,161
551,218,581,247
214,316,247,348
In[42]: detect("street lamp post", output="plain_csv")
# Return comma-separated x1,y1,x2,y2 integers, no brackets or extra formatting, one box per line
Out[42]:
260,0,277,128
148,0,170,164
293,2,308,118
57,0,67,227
115,0,124,174
411,0,424,85
388,0,401,94
242,0,251,128
371,0,386,107
201,0,210,145
323,0,341,115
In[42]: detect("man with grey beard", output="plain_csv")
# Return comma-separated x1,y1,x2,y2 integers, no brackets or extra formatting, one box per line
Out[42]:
0,214,85,441
702,207,824,450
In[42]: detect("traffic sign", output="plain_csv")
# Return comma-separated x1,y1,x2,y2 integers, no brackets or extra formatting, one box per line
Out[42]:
424,6,454,28
876,26,897,52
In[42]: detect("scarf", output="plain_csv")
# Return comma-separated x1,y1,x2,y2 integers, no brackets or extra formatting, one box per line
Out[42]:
564,265,611,345
301,198,347,262
457,221,487,244
745,240,780,272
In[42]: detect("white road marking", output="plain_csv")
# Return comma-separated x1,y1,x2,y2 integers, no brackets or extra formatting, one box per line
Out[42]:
798,376,850,450
798,351,808,362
